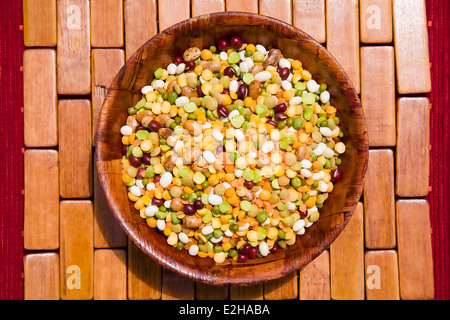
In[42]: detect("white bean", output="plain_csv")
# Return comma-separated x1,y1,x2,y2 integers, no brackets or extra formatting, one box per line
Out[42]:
289,96,302,106
156,219,166,231
300,169,312,178
203,150,216,164
178,232,189,244
141,85,154,95
320,90,330,103
145,205,158,217
130,186,141,197
120,125,133,136
176,63,186,74
201,225,214,235
188,245,199,256
259,242,269,257
278,57,291,69
313,142,327,156
293,219,306,232
254,71,272,82
167,63,177,75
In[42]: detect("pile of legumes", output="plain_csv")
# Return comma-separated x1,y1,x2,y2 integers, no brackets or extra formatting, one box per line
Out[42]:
120,36,345,264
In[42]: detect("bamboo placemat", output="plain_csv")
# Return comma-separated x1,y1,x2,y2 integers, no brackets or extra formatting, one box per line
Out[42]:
22,0,434,300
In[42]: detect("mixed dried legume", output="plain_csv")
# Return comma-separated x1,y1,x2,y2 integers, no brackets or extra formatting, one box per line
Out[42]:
120,37,345,263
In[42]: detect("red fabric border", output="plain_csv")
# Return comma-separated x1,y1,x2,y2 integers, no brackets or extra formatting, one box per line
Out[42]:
0,0,448,300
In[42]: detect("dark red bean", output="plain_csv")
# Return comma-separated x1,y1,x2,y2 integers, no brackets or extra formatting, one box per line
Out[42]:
274,112,288,121
238,254,248,263
249,247,258,259
122,144,129,155
222,88,230,95
299,210,308,218
331,169,342,182
153,175,161,183
152,198,164,206
183,204,196,215
142,153,151,165
230,36,243,49
270,243,280,253
218,104,230,117
148,120,161,132
194,200,204,210
216,145,225,154
237,83,248,99
266,120,278,127
136,125,147,132
243,181,254,189
223,66,235,77
277,67,283,74
129,156,142,167
174,56,183,65
274,102,287,113
279,67,290,80
186,60,196,70
197,86,205,97
218,39,229,52
137,167,147,179
240,244,251,256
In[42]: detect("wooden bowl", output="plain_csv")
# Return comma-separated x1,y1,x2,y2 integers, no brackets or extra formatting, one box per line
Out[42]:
95,12,368,286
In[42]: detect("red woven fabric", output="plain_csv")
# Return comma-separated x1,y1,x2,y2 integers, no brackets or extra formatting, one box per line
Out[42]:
0,0,25,300
0,0,448,300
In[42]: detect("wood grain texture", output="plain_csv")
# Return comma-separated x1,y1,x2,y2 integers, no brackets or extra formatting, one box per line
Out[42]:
230,284,264,300
128,239,162,300
196,283,229,300
293,0,326,43
226,0,258,13
361,46,396,147
23,0,57,47
192,0,225,17
364,149,396,249
58,99,92,198
396,200,434,300
94,159,127,248
124,0,158,60
161,269,195,300
57,0,91,94
23,49,58,148
330,202,364,300
365,250,400,300
299,250,330,300
92,49,125,146
393,0,431,94
24,253,60,300
95,12,368,286
259,0,293,24
90,0,124,48
158,0,190,31
60,200,94,300
24,150,59,250
326,0,360,93
396,97,430,197
263,271,298,300
360,0,393,43
93,249,127,300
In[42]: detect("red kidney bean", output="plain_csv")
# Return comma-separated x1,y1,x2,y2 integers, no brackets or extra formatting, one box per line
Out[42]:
249,247,258,259
274,102,287,113
218,39,229,51
197,85,205,97
174,56,183,65
129,155,142,167
237,83,248,99
223,66,235,77
243,180,255,189
218,104,230,117
299,210,308,218
142,153,151,165
136,125,147,132
230,36,243,49
240,243,251,256
186,60,196,70
270,243,280,253
194,199,204,210
183,204,196,215
222,88,230,95
238,254,248,262
153,175,161,183
122,144,129,155
216,145,225,154
274,112,288,121
152,198,164,206
148,120,161,132
279,67,290,80
136,167,147,179
331,169,342,182
266,120,278,127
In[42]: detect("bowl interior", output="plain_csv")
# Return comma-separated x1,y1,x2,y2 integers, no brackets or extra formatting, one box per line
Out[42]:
95,12,368,285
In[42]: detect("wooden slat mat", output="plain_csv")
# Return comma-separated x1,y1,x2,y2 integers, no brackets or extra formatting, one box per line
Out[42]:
23,0,434,300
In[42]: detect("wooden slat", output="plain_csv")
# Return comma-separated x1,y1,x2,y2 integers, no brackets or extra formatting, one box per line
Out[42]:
93,249,127,300
364,149,396,249
24,150,59,250
396,97,430,197
396,200,434,300
360,0,393,43
23,0,57,47
263,271,298,300
360,46,396,147
94,159,127,248
326,0,360,93
299,250,330,300
24,253,60,300
127,239,162,300
57,0,91,95
90,0,124,48
365,250,400,300
158,0,190,32
393,0,431,94
192,0,225,17
60,200,94,300
58,99,92,198
226,0,258,13
23,49,58,148
330,202,365,300
196,283,229,300
259,0,293,24
92,49,125,146
230,284,264,300
161,269,195,300
293,0,326,43
124,0,158,60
